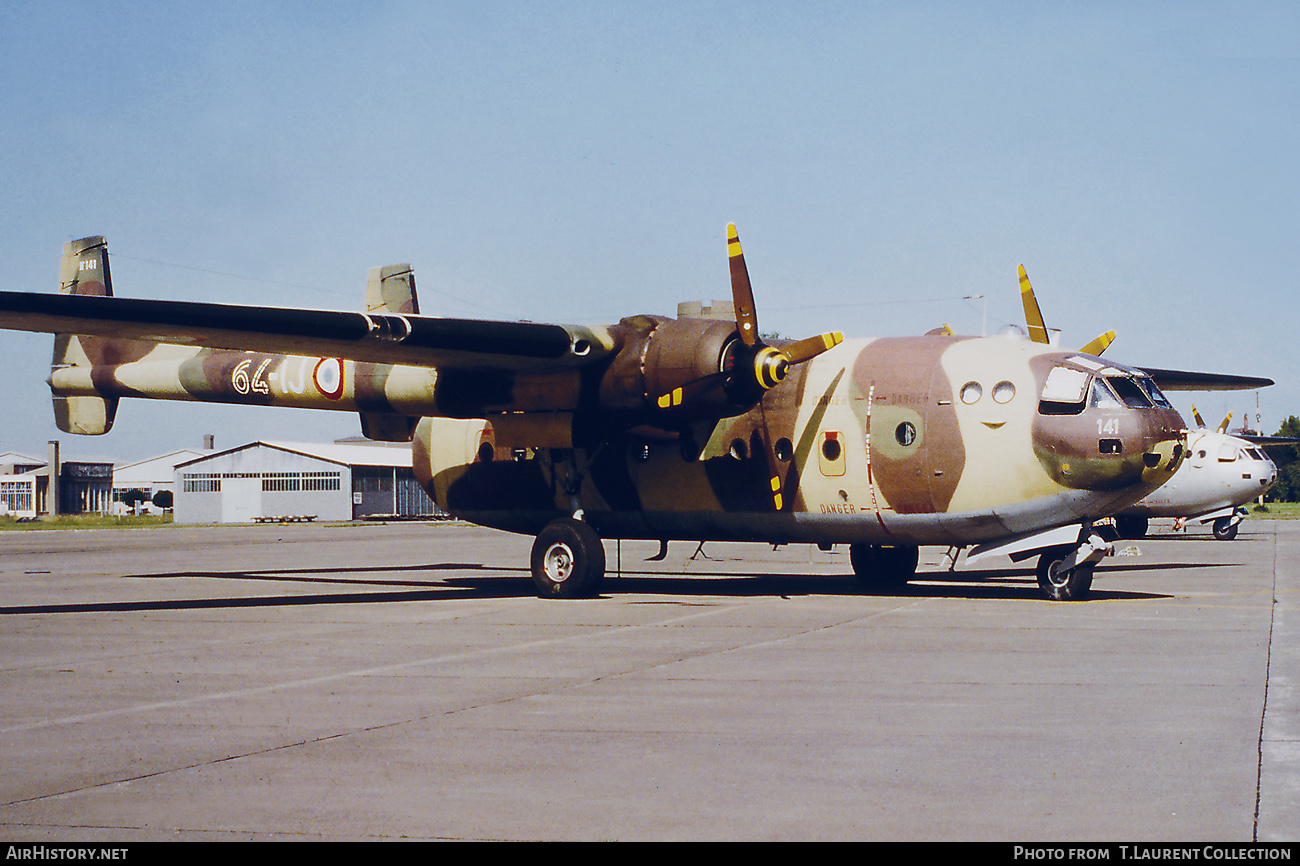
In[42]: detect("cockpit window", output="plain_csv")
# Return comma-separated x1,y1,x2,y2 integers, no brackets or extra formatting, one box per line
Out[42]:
1041,366,1089,402
1106,376,1153,409
1089,378,1121,409
1038,366,1090,415
1134,375,1173,408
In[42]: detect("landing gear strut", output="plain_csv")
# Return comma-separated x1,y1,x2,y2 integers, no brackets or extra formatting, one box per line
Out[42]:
1212,510,1244,540
1035,546,1095,601
1034,525,1114,601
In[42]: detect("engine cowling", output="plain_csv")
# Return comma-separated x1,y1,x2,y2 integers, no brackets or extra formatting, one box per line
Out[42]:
412,417,494,510
598,316,743,420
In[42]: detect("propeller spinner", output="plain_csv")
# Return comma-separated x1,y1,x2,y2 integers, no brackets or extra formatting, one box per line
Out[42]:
656,224,843,411
722,223,843,398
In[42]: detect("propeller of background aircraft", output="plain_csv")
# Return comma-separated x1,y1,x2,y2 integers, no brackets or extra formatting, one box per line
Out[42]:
1190,405,1233,434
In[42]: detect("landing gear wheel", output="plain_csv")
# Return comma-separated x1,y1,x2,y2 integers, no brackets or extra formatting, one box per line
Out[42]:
1212,517,1239,541
850,544,918,589
1036,548,1095,601
531,518,606,599
1115,515,1148,539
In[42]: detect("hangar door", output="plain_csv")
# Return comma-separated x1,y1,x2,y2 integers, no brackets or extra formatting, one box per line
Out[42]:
221,477,262,523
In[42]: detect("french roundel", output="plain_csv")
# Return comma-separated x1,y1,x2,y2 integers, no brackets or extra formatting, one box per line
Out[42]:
313,358,344,400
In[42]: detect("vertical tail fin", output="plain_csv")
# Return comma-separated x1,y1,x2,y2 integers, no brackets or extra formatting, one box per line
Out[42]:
359,264,421,441
51,236,120,435
365,263,419,315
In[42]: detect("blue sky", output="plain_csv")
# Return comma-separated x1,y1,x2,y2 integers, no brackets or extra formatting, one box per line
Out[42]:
1,1,1297,462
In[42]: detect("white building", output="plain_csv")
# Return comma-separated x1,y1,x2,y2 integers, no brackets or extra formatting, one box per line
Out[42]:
112,450,205,514
172,440,441,524
0,452,42,518
0,445,113,517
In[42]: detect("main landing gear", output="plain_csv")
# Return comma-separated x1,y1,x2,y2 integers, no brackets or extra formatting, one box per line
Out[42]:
850,543,919,589
530,517,606,599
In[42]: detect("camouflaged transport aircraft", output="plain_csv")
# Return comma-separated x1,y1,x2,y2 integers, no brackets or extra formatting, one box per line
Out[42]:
0,228,1273,600
1015,270,1284,544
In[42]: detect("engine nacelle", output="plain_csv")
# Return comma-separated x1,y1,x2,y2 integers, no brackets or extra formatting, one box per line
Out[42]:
412,417,494,510
412,416,568,524
598,316,740,419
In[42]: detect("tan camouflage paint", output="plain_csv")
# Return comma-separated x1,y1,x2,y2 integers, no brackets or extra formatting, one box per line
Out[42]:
7,235,1192,546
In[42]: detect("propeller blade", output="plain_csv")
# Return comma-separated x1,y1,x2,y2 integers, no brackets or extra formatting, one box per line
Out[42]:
1019,265,1051,345
782,331,844,364
656,226,839,416
727,223,759,346
753,405,787,512
1191,404,1207,428
1079,330,1116,356
1218,412,1232,434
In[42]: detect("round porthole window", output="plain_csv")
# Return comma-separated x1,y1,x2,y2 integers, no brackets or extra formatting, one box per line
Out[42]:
822,437,842,462
992,380,1016,404
895,422,916,446
960,381,982,404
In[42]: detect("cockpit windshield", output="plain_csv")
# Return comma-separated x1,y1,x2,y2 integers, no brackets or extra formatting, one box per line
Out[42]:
1089,378,1121,409
1134,375,1173,408
1038,363,1173,416
1105,376,1153,409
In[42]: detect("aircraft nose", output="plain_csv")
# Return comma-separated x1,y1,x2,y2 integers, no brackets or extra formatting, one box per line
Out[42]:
1032,405,1185,492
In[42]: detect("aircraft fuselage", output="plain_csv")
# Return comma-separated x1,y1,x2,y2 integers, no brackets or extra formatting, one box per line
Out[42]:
414,333,1186,545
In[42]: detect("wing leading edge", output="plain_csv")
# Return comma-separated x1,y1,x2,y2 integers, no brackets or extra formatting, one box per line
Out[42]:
1141,367,1274,392
0,289,613,372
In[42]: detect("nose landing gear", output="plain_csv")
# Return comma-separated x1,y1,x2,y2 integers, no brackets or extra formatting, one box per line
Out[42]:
1035,528,1113,601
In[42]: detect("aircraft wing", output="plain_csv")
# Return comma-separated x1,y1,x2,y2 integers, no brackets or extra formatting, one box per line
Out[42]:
0,290,613,371
1241,435,1300,447
1139,367,1274,391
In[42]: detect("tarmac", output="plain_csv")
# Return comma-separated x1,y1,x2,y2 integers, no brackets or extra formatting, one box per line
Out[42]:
0,517,1296,842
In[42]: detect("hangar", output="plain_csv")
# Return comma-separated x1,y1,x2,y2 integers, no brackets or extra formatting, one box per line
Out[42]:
172,440,442,524
112,449,204,514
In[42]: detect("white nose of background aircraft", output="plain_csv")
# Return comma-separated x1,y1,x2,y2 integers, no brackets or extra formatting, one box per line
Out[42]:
1116,409,1284,540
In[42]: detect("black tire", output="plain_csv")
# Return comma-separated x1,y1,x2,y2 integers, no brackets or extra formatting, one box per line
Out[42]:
1036,548,1094,601
850,544,918,587
530,518,606,599
1212,517,1239,541
1115,515,1148,539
